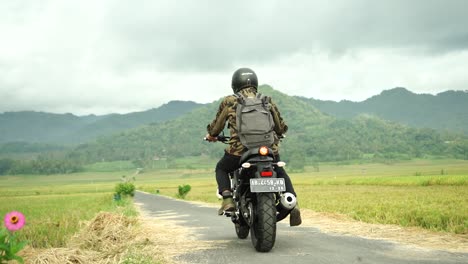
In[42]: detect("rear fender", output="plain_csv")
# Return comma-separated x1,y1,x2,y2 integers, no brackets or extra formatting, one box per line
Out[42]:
255,162,277,178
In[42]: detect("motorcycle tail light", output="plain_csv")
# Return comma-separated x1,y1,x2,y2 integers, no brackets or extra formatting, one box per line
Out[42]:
259,146,269,156
260,171,273,177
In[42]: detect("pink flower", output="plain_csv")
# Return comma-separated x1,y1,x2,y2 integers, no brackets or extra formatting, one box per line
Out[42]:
4,211,26,231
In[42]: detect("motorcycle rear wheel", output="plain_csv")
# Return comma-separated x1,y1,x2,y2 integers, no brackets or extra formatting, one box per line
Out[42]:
250,193,277,252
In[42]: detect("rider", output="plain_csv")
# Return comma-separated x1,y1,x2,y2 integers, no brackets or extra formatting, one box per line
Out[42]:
205,67,302,226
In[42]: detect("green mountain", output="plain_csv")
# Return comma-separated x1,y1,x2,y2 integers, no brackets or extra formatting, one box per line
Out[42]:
297,87,468,133
0,101,205,144
68,85,468,165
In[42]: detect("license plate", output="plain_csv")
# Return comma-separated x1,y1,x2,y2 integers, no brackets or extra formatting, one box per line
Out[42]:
250,178,286,193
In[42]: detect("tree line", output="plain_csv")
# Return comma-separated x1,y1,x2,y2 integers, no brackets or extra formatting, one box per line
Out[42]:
66,114,468,171
0,157,83,175
2,86,468,175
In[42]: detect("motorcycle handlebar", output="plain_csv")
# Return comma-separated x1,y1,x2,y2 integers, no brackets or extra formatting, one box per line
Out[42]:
204,134,285,143
203,135,230,143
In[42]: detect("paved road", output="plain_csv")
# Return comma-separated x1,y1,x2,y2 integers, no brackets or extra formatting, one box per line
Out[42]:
134,191,468,264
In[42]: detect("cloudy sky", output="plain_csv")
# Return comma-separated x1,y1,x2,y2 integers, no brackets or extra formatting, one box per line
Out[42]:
1,0,468,115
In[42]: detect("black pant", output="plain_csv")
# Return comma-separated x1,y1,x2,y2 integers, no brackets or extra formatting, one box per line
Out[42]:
215,152,297,197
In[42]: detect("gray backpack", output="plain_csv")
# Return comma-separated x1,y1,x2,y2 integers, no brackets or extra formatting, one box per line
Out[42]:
235,93,275,149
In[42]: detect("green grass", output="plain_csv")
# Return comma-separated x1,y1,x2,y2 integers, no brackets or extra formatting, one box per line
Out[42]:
0,171,135,196
296,185,468,234
166,155,216,169
296,174,467,186
0,171,137,248
83,160,137,172
1,158,467,250
136,159,468,234
0,193,119,247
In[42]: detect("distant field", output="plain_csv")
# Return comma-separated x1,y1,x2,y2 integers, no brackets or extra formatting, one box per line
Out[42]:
295,160,468,233
137,159,468,234
1,158,467,249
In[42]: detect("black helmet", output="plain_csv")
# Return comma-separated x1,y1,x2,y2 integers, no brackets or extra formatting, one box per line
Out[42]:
231,68,258,93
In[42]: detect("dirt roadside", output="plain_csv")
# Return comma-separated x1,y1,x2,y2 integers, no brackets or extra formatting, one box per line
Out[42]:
20,198,465,263
134,202,222,263
299,209,468,253
138,199,468,255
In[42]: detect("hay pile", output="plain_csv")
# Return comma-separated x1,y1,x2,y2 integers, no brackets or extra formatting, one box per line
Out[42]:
27,248,93,264
28,212,159,264
70,212,137,258
26,207,220,264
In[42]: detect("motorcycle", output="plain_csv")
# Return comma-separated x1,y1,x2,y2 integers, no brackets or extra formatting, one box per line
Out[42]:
205,135,297,252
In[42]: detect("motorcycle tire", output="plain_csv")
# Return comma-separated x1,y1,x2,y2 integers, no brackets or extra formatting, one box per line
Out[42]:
235,222,250,239
250,193,277,252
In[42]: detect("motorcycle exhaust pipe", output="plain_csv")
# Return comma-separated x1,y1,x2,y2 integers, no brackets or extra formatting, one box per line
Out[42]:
279,192,297,210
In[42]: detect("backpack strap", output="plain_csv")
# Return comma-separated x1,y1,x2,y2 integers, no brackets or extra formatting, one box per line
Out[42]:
257,93,271,110
233,93,245,104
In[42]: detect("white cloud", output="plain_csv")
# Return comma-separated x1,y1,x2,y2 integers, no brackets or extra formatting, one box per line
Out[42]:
258,48,468,101
0,0,467,115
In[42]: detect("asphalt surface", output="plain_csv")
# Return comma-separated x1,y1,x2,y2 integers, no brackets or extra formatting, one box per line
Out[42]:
134,191,468,264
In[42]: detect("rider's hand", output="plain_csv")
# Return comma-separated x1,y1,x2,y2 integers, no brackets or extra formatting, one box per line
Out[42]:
205,134,218,142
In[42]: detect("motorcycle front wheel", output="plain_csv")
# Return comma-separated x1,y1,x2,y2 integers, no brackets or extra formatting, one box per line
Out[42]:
250,193,277,252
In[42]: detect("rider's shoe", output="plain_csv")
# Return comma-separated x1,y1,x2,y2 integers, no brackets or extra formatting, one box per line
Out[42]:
218,197,236,215
290,205,302,226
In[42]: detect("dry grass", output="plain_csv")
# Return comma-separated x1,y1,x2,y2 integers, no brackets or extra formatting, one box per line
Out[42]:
23,212,158,264
300,208,468,253
70,212,137,256
296,185,468,234
22,205,221,264
24,248,96,264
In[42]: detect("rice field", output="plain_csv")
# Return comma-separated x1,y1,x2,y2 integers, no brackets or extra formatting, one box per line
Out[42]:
1,158,467,251
1,193,118,247
295,185,467,234
0,170,136,248
137,159,468,234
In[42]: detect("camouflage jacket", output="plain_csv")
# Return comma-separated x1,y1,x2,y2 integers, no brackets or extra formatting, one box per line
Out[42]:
207,87,288,156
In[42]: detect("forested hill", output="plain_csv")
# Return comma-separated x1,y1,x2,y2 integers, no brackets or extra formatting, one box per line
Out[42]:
0,101,205,144
298,87,468,133
68,85,468,165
